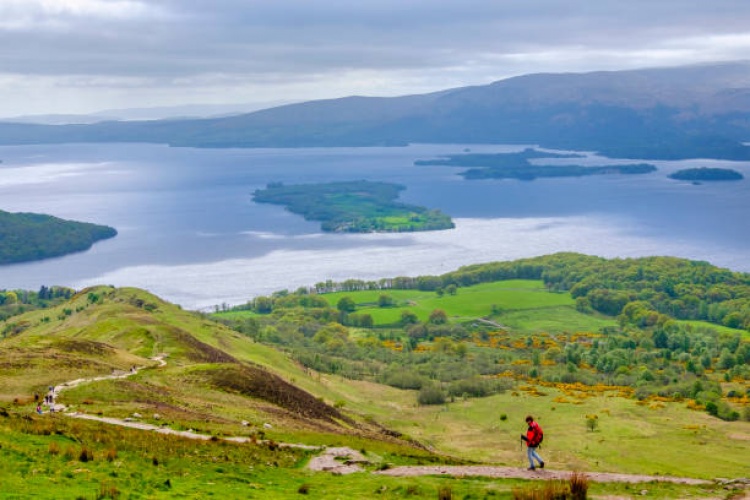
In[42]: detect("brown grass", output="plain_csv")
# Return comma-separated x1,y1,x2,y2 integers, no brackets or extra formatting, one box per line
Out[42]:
569,471,589,500
512,473,589,500
79,446,94,462
438,485,452,500
205,364,354,425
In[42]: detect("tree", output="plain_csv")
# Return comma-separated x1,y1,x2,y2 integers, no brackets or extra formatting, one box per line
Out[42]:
358,314,374,328
429,309,448,325
445,284,458,296
586,415,599,432
400,310,419,326
3,291,18,305
337,296,356,313
253,296,273,313
377,294,394,307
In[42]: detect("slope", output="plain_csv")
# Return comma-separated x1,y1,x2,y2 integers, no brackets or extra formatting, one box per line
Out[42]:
0,286,409,443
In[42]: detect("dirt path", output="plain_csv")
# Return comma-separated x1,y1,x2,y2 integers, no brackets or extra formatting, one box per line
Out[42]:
43,358,739,488
375,464,711,485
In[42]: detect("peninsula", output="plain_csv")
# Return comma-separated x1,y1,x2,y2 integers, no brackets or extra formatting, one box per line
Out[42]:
0,210,117,265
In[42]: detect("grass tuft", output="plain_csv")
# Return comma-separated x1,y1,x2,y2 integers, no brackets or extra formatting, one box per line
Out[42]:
438,485,452,500
297,483,310,494
79,446,94,462
97,481,120,499
569,471,589,500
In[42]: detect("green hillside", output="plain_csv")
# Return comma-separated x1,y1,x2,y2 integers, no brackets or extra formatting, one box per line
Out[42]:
1,268,749,498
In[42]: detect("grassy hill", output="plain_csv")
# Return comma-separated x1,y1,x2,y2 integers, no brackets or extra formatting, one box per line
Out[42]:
0,286,382,434
1,284,748,498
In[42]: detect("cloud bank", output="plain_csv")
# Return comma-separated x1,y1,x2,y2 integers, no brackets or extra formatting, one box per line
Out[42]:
2,1,750,115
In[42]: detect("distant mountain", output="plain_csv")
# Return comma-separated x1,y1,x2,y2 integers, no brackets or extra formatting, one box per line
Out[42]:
2,62,750,159
0,114,121,125
0,101,296,125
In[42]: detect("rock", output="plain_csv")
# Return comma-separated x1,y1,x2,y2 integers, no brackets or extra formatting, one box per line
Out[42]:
241,420,249,427
132,413,142,418
153,413,161,420
263,423,272,429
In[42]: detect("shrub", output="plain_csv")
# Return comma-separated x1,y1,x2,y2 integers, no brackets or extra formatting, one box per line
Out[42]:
417,384,446,405
381,368,425,390
585,415,598,432
447,377,491,398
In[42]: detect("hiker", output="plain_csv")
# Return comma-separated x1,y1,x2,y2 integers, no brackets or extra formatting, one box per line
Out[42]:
36,404,43,415
521,415,544,470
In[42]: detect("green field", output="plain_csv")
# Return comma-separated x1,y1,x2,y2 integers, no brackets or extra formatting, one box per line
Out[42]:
319,280,616,332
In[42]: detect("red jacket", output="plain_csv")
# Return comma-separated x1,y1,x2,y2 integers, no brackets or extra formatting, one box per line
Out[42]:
526,421,542,447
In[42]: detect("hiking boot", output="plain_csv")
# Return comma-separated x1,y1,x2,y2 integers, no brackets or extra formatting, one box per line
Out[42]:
539,462,545,469
527,466,535,471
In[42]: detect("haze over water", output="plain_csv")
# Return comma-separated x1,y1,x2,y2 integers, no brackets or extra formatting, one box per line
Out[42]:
0,143,748,310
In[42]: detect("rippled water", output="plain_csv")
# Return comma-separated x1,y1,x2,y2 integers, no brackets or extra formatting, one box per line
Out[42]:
0,143,747,309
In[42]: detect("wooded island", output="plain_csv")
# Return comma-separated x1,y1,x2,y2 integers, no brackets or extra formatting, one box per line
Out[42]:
416,148,657,180
253,180,454,233
668,167,744,181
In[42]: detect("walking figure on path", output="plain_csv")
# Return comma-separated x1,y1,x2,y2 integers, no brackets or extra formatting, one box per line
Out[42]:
521,415,544,470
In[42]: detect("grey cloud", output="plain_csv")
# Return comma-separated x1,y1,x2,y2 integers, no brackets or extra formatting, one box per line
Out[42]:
5,1,750,77
2,0,750,114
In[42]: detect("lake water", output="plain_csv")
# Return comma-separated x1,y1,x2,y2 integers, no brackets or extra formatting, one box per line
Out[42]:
0,143,748,310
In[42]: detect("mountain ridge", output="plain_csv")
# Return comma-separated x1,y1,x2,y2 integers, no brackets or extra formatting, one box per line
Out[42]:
1,61,750,158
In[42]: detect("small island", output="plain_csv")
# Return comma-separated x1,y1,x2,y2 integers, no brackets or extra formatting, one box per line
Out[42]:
416,148,657,180
253,180,454,233
0,210,117,265
668,167,744,182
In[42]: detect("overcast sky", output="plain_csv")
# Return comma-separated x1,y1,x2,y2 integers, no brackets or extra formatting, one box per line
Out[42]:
2,0,750,117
